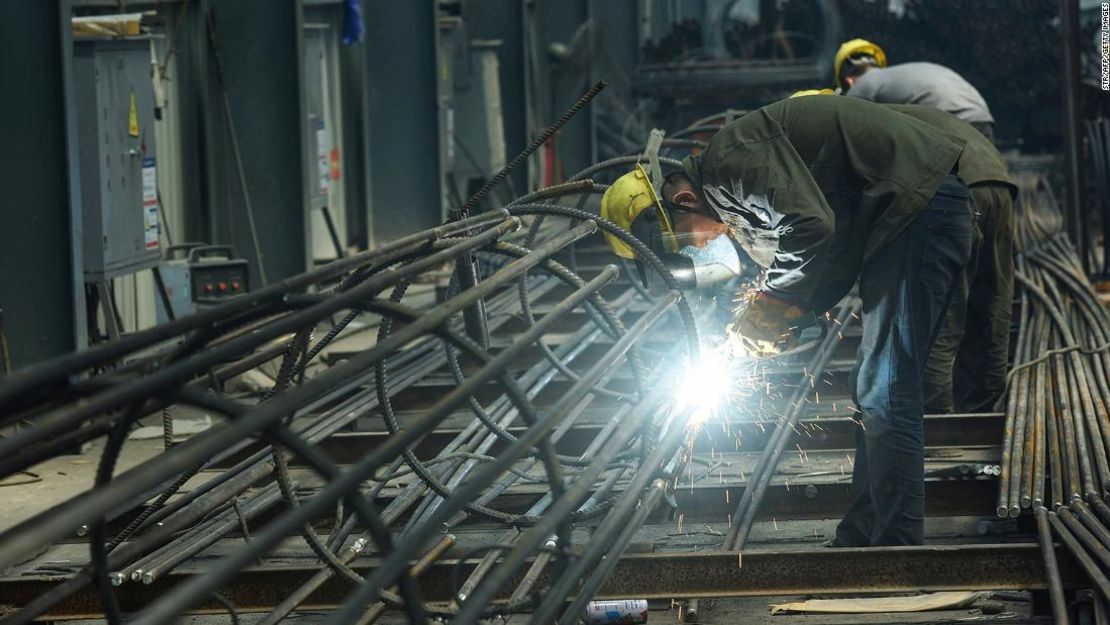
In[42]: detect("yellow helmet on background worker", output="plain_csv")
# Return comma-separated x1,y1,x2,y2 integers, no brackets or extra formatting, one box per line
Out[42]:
599,164,678,259
834,38,887,89
790,88,835,98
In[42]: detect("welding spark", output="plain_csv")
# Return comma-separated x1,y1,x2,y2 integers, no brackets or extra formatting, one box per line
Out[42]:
674,345,760,428
674,348,732,427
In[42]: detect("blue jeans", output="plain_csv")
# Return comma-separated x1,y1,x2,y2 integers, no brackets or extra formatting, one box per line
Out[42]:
834,174,974,546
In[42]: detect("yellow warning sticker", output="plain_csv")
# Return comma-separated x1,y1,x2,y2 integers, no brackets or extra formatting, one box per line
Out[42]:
128,92,139,137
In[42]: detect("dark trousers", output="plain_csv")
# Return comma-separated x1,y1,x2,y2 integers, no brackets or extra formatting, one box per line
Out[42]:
923,183,1015,413
834,174,974,547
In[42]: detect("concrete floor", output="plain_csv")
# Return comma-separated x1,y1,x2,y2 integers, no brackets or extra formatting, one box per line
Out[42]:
0,436,163,535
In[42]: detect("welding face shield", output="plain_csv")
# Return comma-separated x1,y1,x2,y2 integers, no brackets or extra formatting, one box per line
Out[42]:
600,165,741,290
661,197,747,286
672,234,744,287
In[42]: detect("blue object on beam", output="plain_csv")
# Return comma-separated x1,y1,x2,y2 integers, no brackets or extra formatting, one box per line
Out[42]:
342,0,364,45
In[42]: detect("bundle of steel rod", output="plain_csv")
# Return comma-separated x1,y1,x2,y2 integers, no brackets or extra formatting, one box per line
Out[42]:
1037,501,1110,624
997,172,1110,516
997,170,1110,623
0,202,723,625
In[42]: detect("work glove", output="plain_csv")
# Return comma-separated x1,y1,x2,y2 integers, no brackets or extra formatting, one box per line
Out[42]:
726,291,807,358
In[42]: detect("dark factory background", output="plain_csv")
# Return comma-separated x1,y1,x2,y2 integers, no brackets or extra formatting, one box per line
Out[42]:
0,0,1105,371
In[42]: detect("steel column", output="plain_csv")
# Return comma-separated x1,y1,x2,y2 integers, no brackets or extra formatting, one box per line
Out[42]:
201,0,310,286
466,0,528,197
0,0,83,369
362,0,444,243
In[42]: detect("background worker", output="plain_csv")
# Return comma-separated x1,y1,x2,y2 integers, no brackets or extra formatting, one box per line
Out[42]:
835,39,997,142
888,104,1016,414
604,95,975,546
791,87,1016,415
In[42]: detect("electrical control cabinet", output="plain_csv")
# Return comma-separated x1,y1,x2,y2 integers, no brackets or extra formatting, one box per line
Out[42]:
73,38,160,282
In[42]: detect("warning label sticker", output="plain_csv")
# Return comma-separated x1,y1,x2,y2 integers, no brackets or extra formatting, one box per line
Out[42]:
316,118,328,193
142,157,159,249
129,92,140,138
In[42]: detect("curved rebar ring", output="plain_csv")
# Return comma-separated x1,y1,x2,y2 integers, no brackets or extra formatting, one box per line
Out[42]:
316,257,607,565
93,239,452,605
42,223,522,625
406,252,645,517
361,269,577,534
567,155,685,183
87,309,288,625
88,324,346,624
506,180,607,207
5,204,717,625
371,240,639,530
168,387,431,625
460,239,645,403
517,197,630,339
321,290,686,625
507,202,701,359
508,258,636,402
348,290,657,612
260,329,372,588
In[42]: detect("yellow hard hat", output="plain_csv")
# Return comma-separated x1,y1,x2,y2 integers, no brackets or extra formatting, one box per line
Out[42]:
834,38,887,89
599,164,678,259
790,88,835,98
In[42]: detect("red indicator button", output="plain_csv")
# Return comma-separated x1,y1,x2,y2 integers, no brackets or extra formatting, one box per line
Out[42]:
218,282,228,292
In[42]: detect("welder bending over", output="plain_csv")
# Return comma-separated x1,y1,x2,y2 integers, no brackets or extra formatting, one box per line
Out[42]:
602,96,974,546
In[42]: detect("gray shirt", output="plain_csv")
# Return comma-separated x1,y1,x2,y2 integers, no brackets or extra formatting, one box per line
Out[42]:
847,62,994,124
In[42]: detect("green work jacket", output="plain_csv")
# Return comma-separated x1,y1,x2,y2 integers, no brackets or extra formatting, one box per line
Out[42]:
885,104,1016,198
682,96,966,312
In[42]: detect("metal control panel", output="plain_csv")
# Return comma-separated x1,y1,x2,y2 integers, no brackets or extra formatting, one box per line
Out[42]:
73,38,160,281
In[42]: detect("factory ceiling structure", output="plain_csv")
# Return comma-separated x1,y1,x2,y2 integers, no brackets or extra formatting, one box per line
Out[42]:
1,1,1110,625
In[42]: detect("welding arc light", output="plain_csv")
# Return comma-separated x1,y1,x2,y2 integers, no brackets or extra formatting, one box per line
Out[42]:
673,349,732,427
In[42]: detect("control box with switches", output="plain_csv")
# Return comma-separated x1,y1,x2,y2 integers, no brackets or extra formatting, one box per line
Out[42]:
73,38,161,281
155,245,250,323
